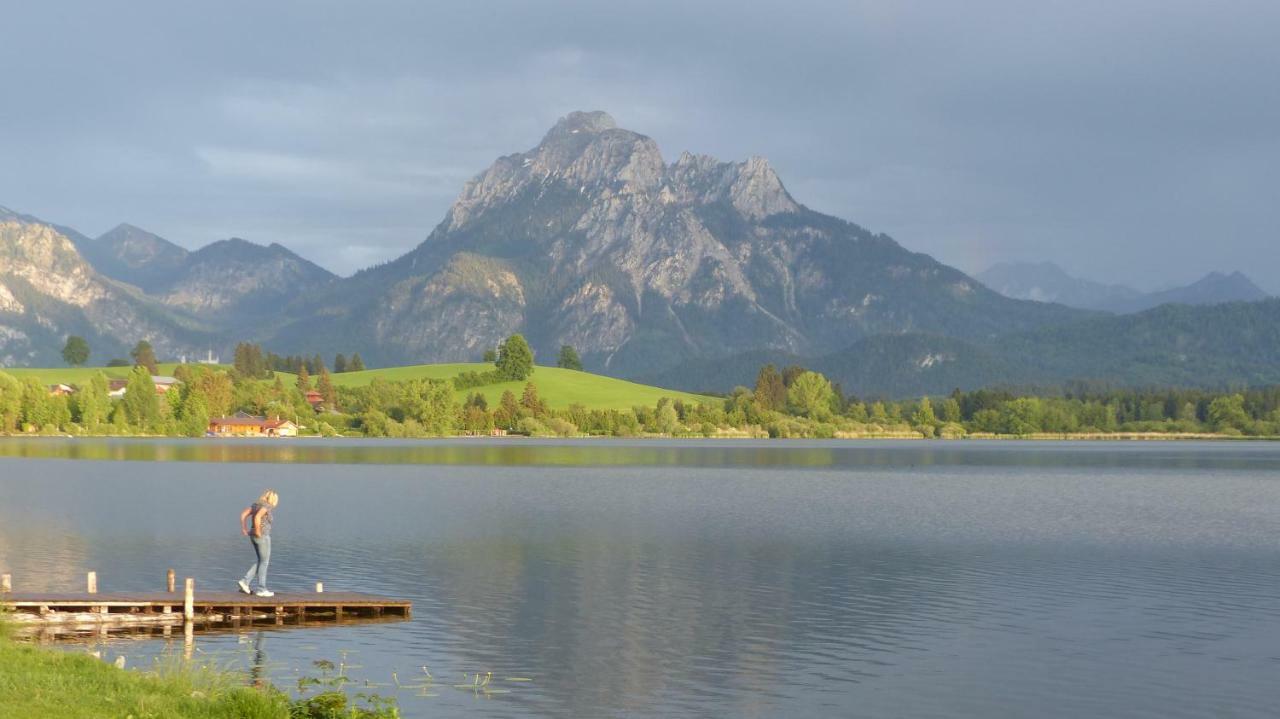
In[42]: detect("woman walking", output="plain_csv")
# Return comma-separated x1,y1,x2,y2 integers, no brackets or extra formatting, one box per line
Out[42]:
238,490,278,597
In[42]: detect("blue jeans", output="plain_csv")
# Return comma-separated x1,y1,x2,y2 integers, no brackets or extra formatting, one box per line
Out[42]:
242,535,271,590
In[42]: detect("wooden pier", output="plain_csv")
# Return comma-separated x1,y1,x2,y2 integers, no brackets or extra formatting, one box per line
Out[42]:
0,572,410,627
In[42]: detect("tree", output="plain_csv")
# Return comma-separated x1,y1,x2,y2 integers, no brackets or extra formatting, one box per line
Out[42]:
940,398,963,424
494,390,519,428
654,398,680,434
495,334,534,381
317,367,338,409
556,345,582,371
19,377,52,430
333,354,347,373
190,367,235,418
177,393,210,437
400,379,456,434
131,340,158,374
122,365,160,429
75,372,110,430
519,382,546,416
348,353,365,372
61,336,90,366
869,402,890,424
753,364,787,411
999,397,1044,435
482,348,497,363
911,397,938,427
296,364,311,394
787,371,835,420
781,365,807,387
1208,394,1250,432
0,372,21,432
233,342,268,378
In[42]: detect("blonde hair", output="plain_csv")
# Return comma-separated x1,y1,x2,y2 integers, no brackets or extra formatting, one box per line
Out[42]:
258,490,279,507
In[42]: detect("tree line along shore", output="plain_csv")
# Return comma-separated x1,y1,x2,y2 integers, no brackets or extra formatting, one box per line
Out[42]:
2,334,1278,440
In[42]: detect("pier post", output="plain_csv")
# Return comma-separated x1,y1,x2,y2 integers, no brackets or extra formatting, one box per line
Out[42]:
315,581,324,593
183,578,194,621
167,569,175,593
1,573,10,592
87,571,97,594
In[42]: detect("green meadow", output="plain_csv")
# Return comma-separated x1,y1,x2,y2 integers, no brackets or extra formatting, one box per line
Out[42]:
321,363,713,410
3,363,714,411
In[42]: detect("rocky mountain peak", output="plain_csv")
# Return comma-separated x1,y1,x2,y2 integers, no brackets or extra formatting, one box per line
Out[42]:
541,110,618,142
447,111,665,229
728,155,797,219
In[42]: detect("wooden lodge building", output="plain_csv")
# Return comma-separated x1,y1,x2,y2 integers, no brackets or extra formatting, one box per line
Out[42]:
208,414,299,437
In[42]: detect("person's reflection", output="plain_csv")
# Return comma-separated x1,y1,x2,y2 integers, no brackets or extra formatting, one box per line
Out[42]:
249,631,267,688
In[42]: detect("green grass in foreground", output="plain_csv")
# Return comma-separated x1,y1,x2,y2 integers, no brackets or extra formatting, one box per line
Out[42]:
319,363,716,410
0,636,285,719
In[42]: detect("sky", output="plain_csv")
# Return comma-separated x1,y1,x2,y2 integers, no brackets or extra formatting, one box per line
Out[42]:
2,0,1277,291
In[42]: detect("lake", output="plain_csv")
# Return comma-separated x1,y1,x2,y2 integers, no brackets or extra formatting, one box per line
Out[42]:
1,438,1278,718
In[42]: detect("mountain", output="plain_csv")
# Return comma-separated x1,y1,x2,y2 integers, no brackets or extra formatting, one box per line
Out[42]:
0,207,211,365
1114,271,1269,313
76,223,189,292
147,237,336,321
267,111,1088,372
643,299,1280,397
977,262,1269,314
72,224,336,323
975,262,1142,311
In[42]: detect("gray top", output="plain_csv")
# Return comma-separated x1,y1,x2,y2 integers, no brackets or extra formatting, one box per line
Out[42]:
249,502,273,537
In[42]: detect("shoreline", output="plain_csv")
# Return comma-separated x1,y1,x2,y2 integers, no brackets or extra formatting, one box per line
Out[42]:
0,432,1275,442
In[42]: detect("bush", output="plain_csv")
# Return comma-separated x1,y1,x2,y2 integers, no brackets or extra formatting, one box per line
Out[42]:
544,417,578,437
516,417,553,437
811,422,836,439
453,370,501,390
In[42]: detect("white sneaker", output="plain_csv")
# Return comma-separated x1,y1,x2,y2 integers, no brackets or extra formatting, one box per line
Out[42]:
254,589,275,597
237,580,251,594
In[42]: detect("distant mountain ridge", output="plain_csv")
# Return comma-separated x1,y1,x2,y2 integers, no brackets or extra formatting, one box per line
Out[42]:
977,261,1269,313
642,299,1280,397
1120,271,1269,313
1,111,1278,396
72,224,336,322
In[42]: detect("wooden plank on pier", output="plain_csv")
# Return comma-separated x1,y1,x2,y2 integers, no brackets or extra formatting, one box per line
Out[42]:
2,591,410,615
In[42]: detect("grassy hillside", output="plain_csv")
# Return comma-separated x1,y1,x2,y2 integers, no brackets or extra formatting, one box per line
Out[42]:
1,362,713,411
326,363,715,410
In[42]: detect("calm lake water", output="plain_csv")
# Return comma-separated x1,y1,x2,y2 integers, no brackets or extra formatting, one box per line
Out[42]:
1,438,1279,718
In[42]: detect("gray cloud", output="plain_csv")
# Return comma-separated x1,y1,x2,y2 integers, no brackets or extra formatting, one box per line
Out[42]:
1,0,1277,291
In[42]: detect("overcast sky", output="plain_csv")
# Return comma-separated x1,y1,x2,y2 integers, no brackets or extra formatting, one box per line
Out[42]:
2,1,1277,291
